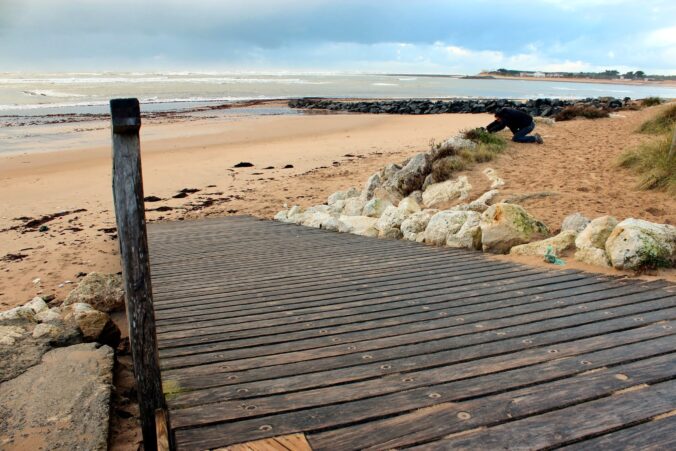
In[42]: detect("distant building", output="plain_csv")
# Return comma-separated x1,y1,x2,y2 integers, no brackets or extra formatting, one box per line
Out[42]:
533,72,546,78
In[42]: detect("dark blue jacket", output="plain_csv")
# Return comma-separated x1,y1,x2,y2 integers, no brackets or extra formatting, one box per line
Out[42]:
487,108,533,133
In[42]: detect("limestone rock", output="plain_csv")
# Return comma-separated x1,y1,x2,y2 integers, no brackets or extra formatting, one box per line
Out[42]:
376,205,409,238
281,205,305,224
0,306,36,323
342,197,366,216
386,153,431,196
401,210,436,242
452,190,499,213
0,325,26,346
605,219,676,270
361,173,382,201
338,216,379,237
480,203,550,254
64,303,120,347
446,212,482,250
422,176,471,209
380,163,402,181
0,343,114,451
345,187,361,199
409,190,424,205
327,190,346,205
562,212,591,233
32,323,65,339
575,247,611,267
398,196,422,215
301,211,343,231
273,209,288,221
35,309,61,323
575,216,618,250
329,199,346,215
373,185,404,205
362,198,392,218
25,297,49,314
510,230,577,257
483,168,505,189
423,210,480,248
64,272,125,313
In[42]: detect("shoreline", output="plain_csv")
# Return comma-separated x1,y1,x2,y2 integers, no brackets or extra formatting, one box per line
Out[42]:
483,74,676,88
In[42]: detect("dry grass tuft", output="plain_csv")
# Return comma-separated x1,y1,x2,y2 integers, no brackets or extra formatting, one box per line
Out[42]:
554,105,609,121
618,134,675,195
638,103,676,135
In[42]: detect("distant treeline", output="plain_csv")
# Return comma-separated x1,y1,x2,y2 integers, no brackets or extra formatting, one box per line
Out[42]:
486,68,676,81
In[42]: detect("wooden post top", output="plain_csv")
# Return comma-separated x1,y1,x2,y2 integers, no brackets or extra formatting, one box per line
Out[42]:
110,98,141,134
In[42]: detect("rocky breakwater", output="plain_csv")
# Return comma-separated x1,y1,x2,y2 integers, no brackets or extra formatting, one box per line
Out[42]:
288,96,631,118
0,272,126,450
275,130,675,274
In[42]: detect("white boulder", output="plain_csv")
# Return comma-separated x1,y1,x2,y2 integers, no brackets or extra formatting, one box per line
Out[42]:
342,197,366,216
605,219,676,270
423,210,480,248
338,216,379,237
422,176,472,209
480,203,550,254
561,212,591,233
362,198,392,218
361,173,382,201
510,230,578,257
401,210,436,242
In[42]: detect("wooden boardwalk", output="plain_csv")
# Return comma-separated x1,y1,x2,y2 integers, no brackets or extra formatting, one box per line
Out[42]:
147,216,676,450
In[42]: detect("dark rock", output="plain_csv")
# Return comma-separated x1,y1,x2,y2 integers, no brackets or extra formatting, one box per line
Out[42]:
283,164,294,169
233,162,254,168
143,196,162,202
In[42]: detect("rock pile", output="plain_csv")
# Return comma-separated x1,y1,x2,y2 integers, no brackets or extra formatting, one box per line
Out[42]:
511,214,675,271
275,131,675,273
0,273,125,449
288,96,632,118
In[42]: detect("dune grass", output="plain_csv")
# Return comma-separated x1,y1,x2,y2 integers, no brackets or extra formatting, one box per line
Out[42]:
617,134,675,194
638,103,676,134
642,97,663,107
554,105,609,121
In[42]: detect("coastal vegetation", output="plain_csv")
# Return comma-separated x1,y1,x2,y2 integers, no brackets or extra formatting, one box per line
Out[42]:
642,96,664,107
619,103,676,194
637,103,676,134
554,105,610,121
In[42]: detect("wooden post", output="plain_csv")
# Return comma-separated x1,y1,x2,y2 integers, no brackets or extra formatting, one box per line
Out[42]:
110,98,170,451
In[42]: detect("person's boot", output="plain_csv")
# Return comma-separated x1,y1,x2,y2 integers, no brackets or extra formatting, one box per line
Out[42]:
534,133,544,144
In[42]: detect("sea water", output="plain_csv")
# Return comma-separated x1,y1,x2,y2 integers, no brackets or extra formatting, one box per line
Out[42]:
2,72,676,116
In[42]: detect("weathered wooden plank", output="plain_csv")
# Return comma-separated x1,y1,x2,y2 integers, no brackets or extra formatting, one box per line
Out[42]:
153,260,524,312
163,303,676,393
175,355,676,450
168,316,676,409
308,359,676,451
159,286,670,369
155,271,586,336
160,279,612,356
157,278,626,358
168,328,675,426
160,294,675,381
156,275,606,345
409,380,676,451
560,413,676,451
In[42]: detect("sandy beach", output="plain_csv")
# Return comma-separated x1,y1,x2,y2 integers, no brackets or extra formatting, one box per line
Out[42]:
1,103,675,311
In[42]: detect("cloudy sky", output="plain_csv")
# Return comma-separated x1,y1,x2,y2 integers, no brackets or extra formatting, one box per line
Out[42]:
1,0,674,74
